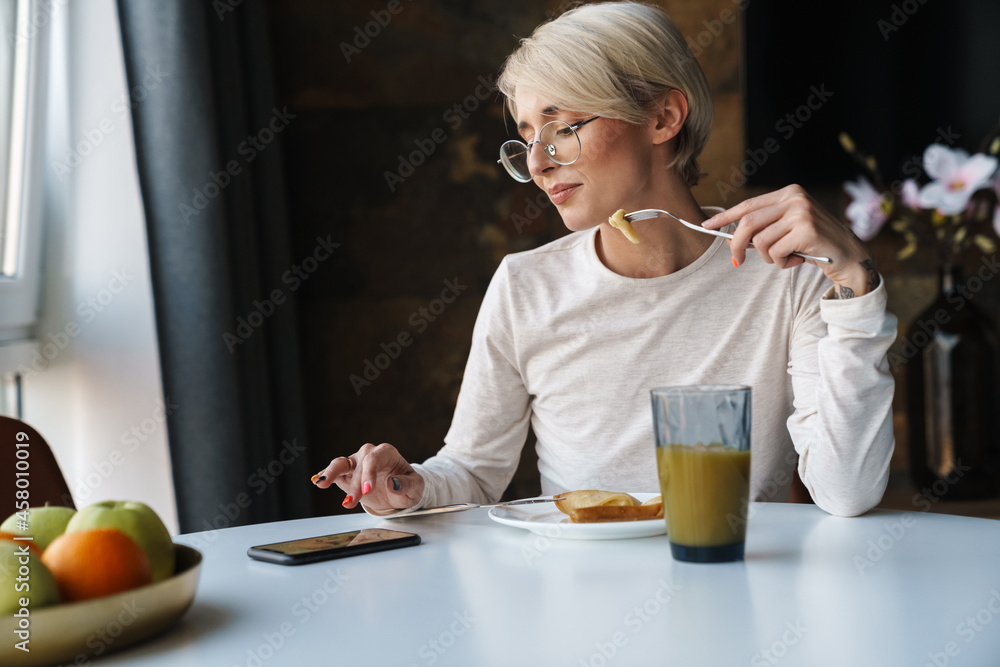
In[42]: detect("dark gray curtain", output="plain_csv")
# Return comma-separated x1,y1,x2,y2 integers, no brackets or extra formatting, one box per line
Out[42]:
116,0,311,532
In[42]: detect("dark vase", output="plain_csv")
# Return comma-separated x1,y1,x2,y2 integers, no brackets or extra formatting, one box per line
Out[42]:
906,264,1000,500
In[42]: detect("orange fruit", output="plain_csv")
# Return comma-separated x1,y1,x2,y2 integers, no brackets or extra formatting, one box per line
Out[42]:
42,528,151,602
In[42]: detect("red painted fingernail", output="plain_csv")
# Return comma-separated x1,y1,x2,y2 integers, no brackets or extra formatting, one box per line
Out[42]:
342,495,354,506
362,482,371,495
732,257,739,268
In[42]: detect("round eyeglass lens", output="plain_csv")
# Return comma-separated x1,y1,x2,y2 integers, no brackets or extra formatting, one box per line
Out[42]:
498,120,584,182
499,141,531,182
539,120,582,165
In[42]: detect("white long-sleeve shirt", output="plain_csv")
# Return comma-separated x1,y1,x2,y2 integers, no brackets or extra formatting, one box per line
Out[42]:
399,209,897,518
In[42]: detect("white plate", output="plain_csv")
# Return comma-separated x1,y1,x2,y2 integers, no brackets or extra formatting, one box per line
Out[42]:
488,493,666,541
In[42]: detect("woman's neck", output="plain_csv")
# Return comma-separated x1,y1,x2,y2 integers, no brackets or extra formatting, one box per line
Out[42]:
595,187,716,279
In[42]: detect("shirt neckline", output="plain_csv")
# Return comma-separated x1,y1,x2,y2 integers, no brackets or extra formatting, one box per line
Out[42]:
584,206,729,286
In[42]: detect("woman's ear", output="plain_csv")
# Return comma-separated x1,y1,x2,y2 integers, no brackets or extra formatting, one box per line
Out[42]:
650,89,689,145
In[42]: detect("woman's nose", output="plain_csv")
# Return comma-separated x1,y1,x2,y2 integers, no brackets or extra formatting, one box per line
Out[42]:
526,141,554,179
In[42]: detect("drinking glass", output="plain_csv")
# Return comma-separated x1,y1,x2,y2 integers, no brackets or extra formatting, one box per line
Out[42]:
650,385,752,563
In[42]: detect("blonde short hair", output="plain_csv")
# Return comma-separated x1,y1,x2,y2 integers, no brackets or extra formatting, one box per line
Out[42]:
497,2,713,187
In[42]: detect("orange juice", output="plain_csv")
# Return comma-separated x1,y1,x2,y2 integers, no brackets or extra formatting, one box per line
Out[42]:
656,443,751,547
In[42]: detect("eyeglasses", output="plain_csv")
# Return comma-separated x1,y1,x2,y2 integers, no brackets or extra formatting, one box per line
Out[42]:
497,116,600,182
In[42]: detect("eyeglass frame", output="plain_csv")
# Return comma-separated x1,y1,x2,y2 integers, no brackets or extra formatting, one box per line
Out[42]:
496,116,601,182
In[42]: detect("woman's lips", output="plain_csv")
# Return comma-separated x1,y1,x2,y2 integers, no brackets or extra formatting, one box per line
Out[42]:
548,184,581,205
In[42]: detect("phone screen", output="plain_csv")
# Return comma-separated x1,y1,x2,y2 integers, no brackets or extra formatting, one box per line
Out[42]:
255,529,413,555
248,528,420,564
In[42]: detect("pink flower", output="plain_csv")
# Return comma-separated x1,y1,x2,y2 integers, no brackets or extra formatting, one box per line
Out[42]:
901,179,921,209
917,145,998,215
844,176,888,241
993,176,1000,237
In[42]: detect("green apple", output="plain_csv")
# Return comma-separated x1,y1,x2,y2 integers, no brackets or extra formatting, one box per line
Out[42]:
0,538,60,614
66,501,175,582
1,505,76,551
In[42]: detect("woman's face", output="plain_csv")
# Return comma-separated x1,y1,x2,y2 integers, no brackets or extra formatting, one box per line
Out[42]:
512,87,657,232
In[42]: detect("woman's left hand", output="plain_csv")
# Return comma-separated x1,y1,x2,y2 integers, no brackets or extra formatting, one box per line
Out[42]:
702,184,880,298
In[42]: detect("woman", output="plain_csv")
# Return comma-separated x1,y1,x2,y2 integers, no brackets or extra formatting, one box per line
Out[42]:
312,2,895,517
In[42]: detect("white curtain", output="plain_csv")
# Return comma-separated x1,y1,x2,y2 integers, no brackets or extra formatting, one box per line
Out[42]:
20,0,178,533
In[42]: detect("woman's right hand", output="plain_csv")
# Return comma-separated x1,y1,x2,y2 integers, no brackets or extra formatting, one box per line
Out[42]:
311,442,424,512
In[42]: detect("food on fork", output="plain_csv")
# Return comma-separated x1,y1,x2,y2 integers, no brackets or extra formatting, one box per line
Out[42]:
554,490,663,523
608,209,640,244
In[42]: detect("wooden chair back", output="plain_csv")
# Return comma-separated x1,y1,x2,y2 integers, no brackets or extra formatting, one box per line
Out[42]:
0,416,75,510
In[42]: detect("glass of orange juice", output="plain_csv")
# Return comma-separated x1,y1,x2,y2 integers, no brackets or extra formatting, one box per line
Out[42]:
650,385,752,563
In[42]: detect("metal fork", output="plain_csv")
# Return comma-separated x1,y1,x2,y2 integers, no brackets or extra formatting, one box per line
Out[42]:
382,497,563,519
624,209,832,264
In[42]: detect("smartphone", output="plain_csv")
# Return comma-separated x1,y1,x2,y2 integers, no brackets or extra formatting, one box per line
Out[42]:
247,528,420,565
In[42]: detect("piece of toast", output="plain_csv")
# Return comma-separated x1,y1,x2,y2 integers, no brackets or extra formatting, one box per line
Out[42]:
554,490,662,523
571,502,664,523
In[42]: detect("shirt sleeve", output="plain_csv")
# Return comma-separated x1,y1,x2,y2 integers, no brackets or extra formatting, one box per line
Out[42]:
408,257,532,508
785,266,898,516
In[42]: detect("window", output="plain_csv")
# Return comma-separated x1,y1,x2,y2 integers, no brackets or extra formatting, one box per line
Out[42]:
0,0,18,277
0,0,48,343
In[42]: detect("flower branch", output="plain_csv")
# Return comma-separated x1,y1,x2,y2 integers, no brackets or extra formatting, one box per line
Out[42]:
840,123,1000,267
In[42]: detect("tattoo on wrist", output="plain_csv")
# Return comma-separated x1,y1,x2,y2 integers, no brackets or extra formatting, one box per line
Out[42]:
836,256,878,299
861,257,879,292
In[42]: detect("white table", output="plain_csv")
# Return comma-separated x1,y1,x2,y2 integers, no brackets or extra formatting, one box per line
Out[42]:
95,503,1000,666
